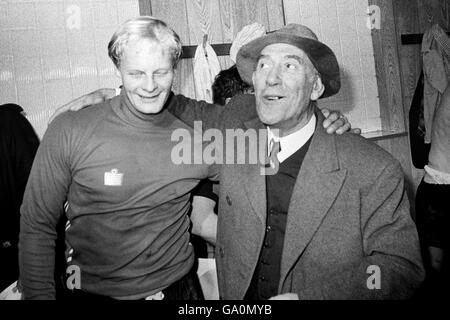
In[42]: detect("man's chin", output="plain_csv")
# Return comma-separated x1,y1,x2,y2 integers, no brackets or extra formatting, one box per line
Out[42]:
135,104,164,114
259,116,280,127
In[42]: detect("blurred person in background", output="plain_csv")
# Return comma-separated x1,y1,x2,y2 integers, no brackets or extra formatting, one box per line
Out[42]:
0,103,39,292
415,85,450,300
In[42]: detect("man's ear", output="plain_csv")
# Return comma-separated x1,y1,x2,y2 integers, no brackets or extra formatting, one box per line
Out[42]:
310,77,325,101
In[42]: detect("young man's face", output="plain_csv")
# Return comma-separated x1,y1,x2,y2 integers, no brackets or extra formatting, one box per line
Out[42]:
117,38,174,114
252,43,323,135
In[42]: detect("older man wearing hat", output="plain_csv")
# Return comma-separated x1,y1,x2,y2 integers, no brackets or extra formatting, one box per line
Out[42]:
48,22,424,300
211,23,424,300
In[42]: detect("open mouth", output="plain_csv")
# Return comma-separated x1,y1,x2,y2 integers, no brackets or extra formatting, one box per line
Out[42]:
139,94,158,101
264,95,284,101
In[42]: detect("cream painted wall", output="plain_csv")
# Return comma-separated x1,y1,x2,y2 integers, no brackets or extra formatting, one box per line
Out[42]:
284,0,382,133
0,0,140,138
1,0,384,136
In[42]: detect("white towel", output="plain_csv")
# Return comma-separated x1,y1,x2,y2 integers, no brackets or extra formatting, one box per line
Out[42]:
0,281,22,300
193,43,221,103
197,258,219,300
229,22,266,63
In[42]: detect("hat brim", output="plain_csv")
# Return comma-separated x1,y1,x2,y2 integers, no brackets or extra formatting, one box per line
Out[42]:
236,33,341,98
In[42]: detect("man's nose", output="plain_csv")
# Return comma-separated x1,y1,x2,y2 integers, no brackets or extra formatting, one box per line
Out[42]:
142,76,156,92
265,66,281,86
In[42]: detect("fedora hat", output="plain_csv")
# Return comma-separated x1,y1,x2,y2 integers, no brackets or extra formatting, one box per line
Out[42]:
236,23,340,98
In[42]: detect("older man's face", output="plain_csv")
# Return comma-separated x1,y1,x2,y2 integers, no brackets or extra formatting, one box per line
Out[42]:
117,38,174,114
252,43,323,135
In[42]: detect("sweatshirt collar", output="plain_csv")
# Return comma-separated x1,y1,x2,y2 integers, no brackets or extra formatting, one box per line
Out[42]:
112,89,172,128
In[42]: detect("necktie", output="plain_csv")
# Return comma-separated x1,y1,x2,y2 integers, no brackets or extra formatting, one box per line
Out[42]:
261,139,280,176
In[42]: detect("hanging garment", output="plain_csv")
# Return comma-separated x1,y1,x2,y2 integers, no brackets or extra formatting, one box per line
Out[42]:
421,24,450,144
193,43,221,103
229,22,266,64
409,72,431,169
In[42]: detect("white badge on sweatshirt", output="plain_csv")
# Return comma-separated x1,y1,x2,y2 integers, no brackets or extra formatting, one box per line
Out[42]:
104,168,123,186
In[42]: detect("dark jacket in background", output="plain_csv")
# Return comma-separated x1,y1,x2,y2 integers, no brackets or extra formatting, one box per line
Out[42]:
409,72,431,169
0,103,39,290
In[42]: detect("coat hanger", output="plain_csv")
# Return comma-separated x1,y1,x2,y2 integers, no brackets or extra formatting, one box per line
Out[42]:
202,33,208,49
202,33,208,57
180,32,231,59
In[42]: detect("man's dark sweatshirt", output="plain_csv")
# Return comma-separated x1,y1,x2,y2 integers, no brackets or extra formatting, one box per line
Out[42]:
19,92,217,299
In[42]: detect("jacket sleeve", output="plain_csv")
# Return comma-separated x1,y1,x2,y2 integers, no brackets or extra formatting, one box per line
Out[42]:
166,93,223,131
297,161,425,299
19,115,72,300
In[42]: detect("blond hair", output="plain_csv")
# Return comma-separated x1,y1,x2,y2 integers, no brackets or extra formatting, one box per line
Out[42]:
108,16,182,68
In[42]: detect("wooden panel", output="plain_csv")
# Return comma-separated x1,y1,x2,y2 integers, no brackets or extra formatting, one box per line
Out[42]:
150,0,196,98
218,56,234,70
392,0,424,200
141,0,284,99
232,0,271,32
185,0,224,45
418,0,449,31
392,0,450,201
368,0,419,212
173,58,197,99
218,0,235,42
448,0,450,29
182,0,230,98
384,0,450,209
369,0,405,133
282,0,301,25
150,0,190,42
265,0,285,30
138,0,152,15
394,0,421,101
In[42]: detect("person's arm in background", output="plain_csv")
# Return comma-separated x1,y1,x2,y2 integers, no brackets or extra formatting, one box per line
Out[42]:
19,114,73,299
428,85,450,174
421,82,450,274
190,180,218,245
48,89,356,133
191,196,217,246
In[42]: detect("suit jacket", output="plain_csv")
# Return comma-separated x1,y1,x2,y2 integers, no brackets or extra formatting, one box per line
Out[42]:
168,93,425,299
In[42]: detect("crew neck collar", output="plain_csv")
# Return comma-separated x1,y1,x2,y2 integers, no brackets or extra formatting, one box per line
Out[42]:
112,89,173,129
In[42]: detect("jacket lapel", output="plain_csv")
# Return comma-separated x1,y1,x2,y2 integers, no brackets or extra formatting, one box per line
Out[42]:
279,111,347,290
241,117,267,225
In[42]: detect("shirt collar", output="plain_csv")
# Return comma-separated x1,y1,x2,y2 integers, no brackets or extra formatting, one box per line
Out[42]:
267,114,316,163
